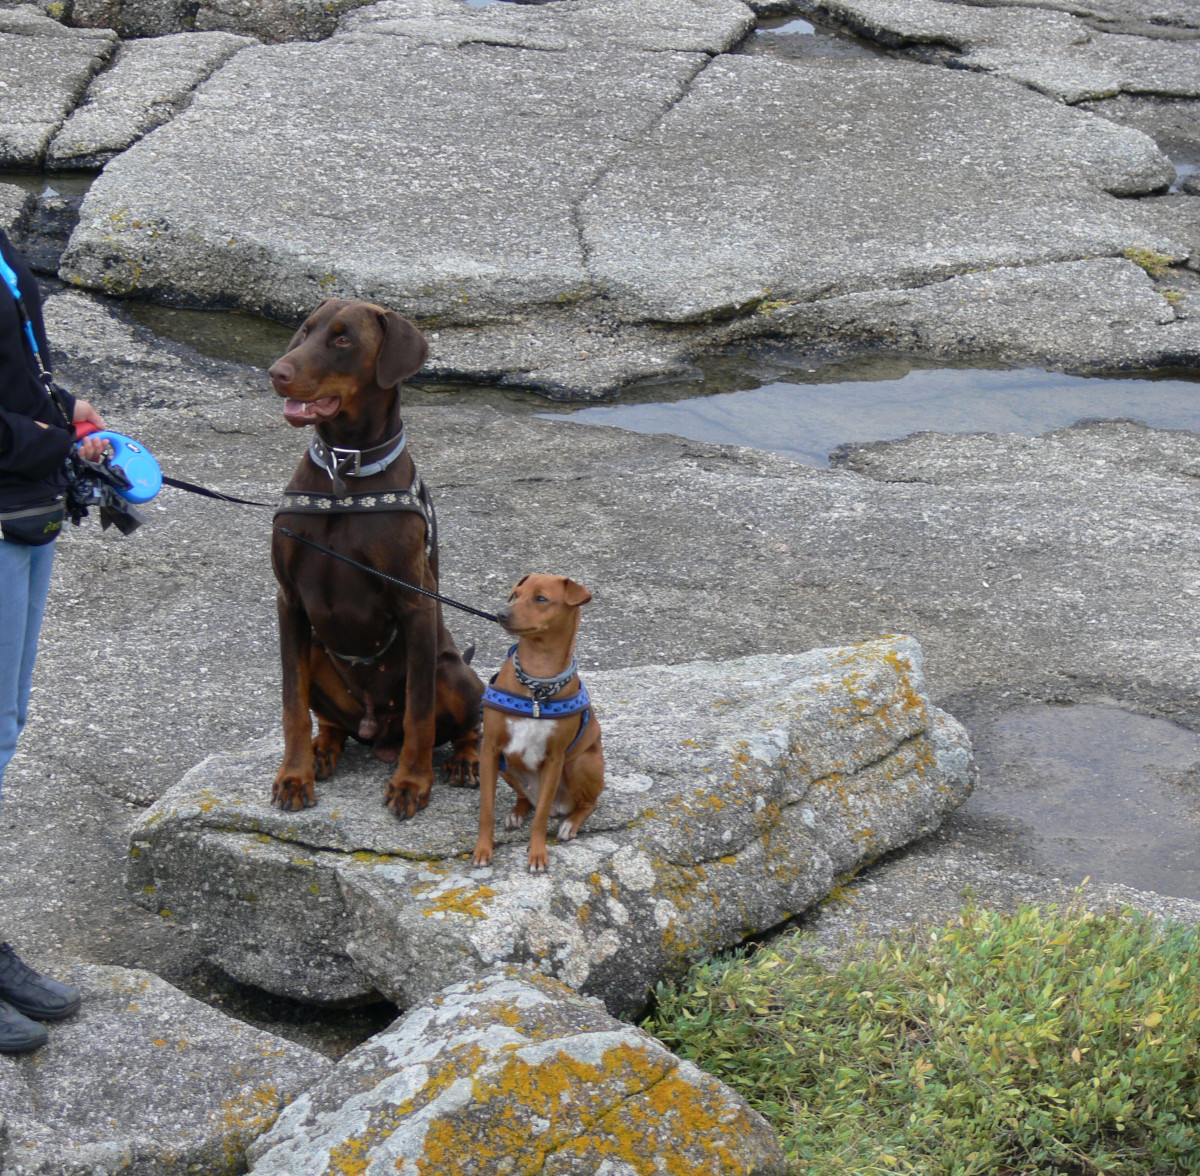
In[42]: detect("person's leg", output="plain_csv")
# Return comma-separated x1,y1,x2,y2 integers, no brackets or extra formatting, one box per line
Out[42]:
0,537,38,795
0,539,76,1051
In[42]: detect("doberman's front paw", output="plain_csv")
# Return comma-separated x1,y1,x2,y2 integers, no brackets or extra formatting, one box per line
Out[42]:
384,777,431,820
272,772,316,811
312,735,344,780
444,749,479,787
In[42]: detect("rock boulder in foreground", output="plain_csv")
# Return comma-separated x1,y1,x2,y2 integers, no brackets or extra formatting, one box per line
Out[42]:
127,636,972,1014
0,964,329,1176
246,969,786,1176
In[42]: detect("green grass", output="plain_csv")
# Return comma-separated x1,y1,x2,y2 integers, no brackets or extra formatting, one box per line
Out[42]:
645,901,1200,1175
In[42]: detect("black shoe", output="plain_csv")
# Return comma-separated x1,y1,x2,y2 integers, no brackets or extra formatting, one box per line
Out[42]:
0,943,81,1021
0,1000,47,1053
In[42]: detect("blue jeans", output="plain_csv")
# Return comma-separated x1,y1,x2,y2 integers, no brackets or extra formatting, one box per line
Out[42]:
0,538,55,799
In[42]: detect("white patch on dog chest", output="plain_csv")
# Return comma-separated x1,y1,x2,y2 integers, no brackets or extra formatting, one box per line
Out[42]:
505,716,553,767
503,716,570,815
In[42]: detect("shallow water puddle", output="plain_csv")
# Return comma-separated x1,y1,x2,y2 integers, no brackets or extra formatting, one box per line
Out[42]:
757,17,817,35
968,704,1200,901
557,364,1200,466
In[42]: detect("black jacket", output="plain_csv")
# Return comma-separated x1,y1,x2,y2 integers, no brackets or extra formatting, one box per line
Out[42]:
0,230,76,512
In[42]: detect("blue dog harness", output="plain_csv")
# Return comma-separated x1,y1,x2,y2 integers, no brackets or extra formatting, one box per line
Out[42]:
483,646,593,762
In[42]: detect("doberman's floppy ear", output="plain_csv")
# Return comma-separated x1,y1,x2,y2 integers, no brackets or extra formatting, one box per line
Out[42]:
375,309,429,388
562,578,592,607
286,299,335,351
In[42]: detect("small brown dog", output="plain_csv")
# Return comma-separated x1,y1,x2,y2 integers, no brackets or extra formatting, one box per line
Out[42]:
269,298,482,818
472,575,604,873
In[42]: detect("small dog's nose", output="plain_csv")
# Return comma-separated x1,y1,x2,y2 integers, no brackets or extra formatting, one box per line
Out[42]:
496,605,513,625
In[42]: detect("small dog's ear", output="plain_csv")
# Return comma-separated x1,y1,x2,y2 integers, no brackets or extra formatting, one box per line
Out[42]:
562,578,592,607
376,310,429,388
514,574,530,588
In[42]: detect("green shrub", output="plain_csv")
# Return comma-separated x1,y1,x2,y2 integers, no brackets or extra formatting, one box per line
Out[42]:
645,902,1200,1175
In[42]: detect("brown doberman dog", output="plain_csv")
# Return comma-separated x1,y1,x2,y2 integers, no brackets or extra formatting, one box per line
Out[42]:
269,298,482,818
472,574,604,872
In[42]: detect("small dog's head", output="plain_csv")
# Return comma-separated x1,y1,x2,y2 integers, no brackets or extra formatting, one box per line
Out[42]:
268,298,428,429
497,574,592,639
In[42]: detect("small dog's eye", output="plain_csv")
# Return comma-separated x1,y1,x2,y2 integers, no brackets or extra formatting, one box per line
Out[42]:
535,595,548,603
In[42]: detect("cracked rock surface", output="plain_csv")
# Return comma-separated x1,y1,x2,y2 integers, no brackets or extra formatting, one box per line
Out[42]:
46,31,254,170
38,0,1196,396
127,636,971,1011
245,968,786,1176
798,0,1200,103
0,5,114,167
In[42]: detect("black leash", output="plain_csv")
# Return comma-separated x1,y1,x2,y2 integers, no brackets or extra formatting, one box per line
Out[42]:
155,474,500,623
161,474,273,507
276,527,501,624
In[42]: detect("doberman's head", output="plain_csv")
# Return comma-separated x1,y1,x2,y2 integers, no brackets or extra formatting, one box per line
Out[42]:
497,574,593,643
268,299,428,432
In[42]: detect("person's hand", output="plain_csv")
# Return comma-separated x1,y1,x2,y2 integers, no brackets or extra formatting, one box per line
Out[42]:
72,400,110,461
72,400,107,431
78,435,109,461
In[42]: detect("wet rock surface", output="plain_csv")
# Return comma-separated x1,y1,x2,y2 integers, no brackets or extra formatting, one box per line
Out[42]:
246,969,786,1176
126,637,971,1010
0,963,329,1176
21,0,1188,396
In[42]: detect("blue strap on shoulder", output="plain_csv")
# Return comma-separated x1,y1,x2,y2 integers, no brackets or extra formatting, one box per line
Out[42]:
0,251,42,363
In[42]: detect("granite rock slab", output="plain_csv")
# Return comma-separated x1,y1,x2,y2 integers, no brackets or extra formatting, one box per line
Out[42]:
127,636,972,1013
246,969,786,1176
37,0,380,40
582,54,1180,322
60,34,708,322
0,181,31,235
0,5,115,168
745,255,1200,372
338,0,756,53
47,31,255,169
804,0,1200,102
0,963,329,1176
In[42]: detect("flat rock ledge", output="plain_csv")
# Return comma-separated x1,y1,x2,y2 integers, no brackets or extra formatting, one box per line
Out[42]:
127,636,972,1015
246,968,786,1176
0,963,329,1176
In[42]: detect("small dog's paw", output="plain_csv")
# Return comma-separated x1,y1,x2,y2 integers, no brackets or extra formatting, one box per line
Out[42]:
471,841,493,867
557,822,578,843
505,808,528,831
527,845,550,873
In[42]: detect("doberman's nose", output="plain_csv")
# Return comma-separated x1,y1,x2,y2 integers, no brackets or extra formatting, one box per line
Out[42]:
268,359,294,387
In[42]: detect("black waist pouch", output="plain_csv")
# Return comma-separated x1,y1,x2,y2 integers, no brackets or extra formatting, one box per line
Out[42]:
0,497,65,546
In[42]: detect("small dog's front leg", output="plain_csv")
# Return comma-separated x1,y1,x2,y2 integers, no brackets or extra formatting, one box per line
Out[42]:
527,754,565,874
472,744,502,867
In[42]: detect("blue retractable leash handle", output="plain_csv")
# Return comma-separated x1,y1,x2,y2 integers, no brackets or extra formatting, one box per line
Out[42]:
76,427,163,503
